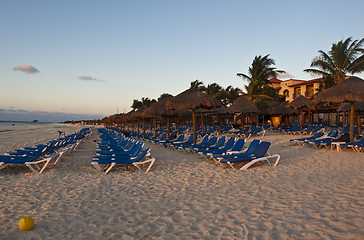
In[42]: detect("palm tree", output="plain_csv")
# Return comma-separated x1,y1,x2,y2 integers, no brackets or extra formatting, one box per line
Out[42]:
237,54,285,86
238,55,284,105
190,79,205,90
204,83,222,96
304,37,364,84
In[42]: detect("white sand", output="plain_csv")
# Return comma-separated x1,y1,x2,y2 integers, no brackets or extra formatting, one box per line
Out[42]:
0,126,363,239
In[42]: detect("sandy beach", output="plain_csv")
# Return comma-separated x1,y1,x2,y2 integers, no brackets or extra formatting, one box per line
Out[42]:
0,125,363,239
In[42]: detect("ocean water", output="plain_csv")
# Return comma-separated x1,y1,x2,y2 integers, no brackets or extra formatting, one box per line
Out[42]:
0,122,55,126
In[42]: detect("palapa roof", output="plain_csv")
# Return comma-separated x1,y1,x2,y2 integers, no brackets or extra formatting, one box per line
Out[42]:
315,76,364,103
227,96,260,114
142,95,174,118
166,87,222,110
337,101,364,112
127,106,147,121
288,95,316,109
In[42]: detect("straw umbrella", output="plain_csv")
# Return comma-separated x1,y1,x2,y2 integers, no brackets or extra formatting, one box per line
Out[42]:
337,101,364,134
166,87,223,144
288,95,316,130
315,76,364,142
143,95,174,140
227,96,260,131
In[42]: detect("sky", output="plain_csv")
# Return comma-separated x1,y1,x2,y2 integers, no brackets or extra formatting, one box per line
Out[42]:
1,0,363,122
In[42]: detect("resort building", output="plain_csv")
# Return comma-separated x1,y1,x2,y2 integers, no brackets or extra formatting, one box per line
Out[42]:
269,78,321,102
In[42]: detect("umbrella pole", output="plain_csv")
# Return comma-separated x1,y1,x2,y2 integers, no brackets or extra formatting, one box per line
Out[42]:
137,120,140,136
193,110,196,145
241,114,245,133
143,119,146,137
300,109,303,131
167,117,170,141
201,113,204,134
358,111,362,134
154,118,157,138
350,102,355,142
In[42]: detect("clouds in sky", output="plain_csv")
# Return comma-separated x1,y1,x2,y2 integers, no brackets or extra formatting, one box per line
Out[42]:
277,72,294,79
78,76,103,82
13,64,40,74
0,108,105,122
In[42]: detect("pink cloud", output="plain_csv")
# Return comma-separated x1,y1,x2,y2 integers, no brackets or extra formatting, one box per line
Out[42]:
13,64,40,74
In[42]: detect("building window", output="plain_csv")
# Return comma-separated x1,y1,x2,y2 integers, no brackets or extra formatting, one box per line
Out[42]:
283,90,289,99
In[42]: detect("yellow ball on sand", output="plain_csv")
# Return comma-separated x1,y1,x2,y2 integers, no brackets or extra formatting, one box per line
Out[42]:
19,216,34,231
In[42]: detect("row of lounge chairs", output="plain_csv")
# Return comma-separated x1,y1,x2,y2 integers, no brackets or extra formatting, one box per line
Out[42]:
91,128,155,174
142,132,280,171
225,125,266,138
273,123,325,135
289,126,364,153
0,128,91,173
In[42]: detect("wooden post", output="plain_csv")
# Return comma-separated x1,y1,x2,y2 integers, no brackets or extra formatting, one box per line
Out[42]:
192,110,197,145
167,117,170,141
350,102,355,142
154,118,157,138
358,112,362,134
201,113,204,134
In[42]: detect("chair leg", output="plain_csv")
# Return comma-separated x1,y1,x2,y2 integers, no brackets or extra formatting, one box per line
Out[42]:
104,163,116,174
133,157,156,172
91,162,105,174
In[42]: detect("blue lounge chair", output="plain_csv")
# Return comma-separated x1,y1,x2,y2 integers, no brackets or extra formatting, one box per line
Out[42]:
218,141,280,171
197,137,235,155
213,139,261,162
307,130,339,148
0,149,52,173
92,148,155,174
290,131,325,145
179,135,209,150
207,138,246,157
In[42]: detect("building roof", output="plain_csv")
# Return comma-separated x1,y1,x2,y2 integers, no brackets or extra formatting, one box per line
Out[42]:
269,78,282,83
288,78,322,87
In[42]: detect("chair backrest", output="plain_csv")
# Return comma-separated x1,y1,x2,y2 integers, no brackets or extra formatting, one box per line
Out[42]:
206,136,218,146
244,140,261,155
213,136,226,148
310,131,325,139
341,125,350,134
335,132,350,142
184,135,194,144
198,135,209,144
231,138,246,151
172,134,184,142
131,148,150,162
311,124,322,133
253,141,271,158
221,137,235,150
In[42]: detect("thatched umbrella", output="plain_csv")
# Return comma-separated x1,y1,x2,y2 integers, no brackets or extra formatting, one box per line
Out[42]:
143,95,174,140
337,101,364,134
316,76,364,142
288,95,316,130
128,106,147,136
227,96,260,132
166,87,223,144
